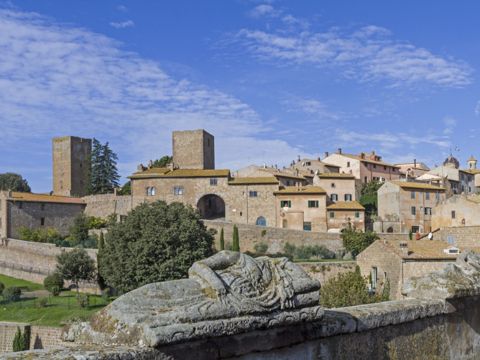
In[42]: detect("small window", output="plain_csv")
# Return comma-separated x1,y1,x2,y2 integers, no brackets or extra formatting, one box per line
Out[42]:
355,211,360,218
436,192,440,200
344,194,352,201
411,226,420,233
40,217,45,226
329,211,334,218
210,178,218,186
146,187,156,196
364,176,368,183
256,216,267,226
411,206,416,215
331,183,336,188
384,166,387,170
373,164,377,169
347,162,350,167
451,210,456,219
411,191,415,199
330,194,338,202
174,186,184,196
424,207,432,215
371,267,378,290
40,203,45,211
303,222,312,231
280,200,291,208
426,192,430,200
308,200,319,208
249,191,258,197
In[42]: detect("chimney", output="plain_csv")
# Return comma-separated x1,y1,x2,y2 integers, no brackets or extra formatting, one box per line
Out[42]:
360,152,365,159
337,148,342,154
324,152,329,158
399,241,409,256
414,159,417,168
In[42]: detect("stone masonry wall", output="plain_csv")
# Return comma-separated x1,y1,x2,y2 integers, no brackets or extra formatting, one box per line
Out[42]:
437,225,480,248
204,220,343,254
298,261,356,284
83,194,133,219
0,322,67,352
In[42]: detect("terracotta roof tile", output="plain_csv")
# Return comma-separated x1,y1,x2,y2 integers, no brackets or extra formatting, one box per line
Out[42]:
130,168,230,179
274,186,326,195
317,173,355,179
391,181,445,191
7,192,85,205
229,177,279,185
327,201,364,210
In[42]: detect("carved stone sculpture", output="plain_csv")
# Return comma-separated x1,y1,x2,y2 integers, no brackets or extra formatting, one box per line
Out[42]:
67,251,322,348
403,251,480,300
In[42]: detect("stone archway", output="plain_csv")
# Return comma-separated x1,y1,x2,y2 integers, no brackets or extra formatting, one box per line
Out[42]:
197,194,226,220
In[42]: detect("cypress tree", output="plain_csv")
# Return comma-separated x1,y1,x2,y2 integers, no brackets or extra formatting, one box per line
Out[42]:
232,225,240,252
97,232,107,290
12,328,23,352
219,228,225,251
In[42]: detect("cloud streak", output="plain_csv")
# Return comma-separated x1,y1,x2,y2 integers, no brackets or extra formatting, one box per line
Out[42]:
234,25,472,87
109,20,134,29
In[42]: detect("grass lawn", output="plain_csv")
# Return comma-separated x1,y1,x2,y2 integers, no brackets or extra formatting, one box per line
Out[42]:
0,274,43,291
0,274,109,327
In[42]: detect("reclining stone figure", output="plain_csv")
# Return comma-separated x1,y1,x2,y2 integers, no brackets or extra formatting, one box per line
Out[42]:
67,251,322,348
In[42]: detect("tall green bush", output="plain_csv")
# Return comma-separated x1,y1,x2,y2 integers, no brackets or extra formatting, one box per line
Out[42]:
341,227,378,258
219,228,225,251
43,272,64,296
232,225,240,252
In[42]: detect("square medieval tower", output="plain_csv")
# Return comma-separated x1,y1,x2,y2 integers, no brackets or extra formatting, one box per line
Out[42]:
172,130,215,169
52,136,92,197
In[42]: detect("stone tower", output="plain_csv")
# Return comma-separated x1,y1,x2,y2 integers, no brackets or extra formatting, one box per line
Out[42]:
172,130,215,169
52,136,92,197
468,155,477,170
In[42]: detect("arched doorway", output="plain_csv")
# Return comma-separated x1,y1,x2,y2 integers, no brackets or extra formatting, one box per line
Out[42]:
256,216,267,226
197,194,225,220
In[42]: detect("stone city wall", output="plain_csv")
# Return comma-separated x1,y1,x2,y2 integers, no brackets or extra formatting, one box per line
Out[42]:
0,322,67,352
83,194,133,219
0,239,98,292
298,261,357,284
204,220,343,254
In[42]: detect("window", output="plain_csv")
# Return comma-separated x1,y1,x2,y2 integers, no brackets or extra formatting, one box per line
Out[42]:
210,178,218,186
331,183,336,188
411,226,420,233
146,187,156,196
280,200,291,208
355,211,360,218
173,186,184,196
40,217,45,226
344,194,352,201
411,206,416,215
410,191,415,199
308,200,319,208
451,210,456,219
303,222,312,231
384,166,387,170
256,216,267,226
426,192,430,200
373,164,377,169
40,203,45,211
436,192,440,201
330,194,338,202
249,191,258,197
364,176,368,183
329,211,334,218
18,202,23,209
347,162,350,167
424,207,432,215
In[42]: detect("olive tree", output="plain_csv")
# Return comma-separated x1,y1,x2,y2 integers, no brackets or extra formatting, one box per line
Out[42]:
99,201,214,293
56,249,96,293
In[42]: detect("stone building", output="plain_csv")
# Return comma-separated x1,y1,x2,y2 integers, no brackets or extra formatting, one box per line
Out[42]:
375,181,446,234
425,155,476,196
395,160,430,180
234,165,308,187
357,239,473,300
326,201,365,232
313,173,358,202
0,191,85,239
52,136,92,197
431,195,480,229
288,157,341,178
323,150,400,184
172,129,214,170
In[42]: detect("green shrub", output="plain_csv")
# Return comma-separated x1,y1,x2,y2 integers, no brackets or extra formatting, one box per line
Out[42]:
232,225,240,252
3,287,21,302
12,327,27,352
37,297,48,308
341,227,378,258
86,216,108,229
282,243,335,260
219,228,225,251
0,282,5,296
43,273,64,296
76,293,89,308
254,242,268,255
18,227,63,244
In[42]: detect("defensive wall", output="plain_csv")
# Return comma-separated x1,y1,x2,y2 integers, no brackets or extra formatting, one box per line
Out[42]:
83,194,132,219
0,239,98,292
0,322,68,352
298,261,356,284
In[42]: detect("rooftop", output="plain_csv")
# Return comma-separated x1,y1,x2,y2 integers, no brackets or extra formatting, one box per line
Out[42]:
317,173,355,179
274,186,326,195
327,201,365,210
334,153,399,168
381,240,480,260
391,181,446,191
130,168,230,179
3,192,85,205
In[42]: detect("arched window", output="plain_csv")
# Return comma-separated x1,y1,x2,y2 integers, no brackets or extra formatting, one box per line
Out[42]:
256,216,267,227
146,187,156,196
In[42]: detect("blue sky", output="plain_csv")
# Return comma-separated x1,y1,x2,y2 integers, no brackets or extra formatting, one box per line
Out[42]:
1,0,479,192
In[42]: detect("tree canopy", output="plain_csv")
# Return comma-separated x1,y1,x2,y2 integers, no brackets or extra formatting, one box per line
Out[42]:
56,248,96,293
88,139,120,195
0,173,31,192
152,155,172,168
341,226,378,258
99,201,214,293
359,180,383,217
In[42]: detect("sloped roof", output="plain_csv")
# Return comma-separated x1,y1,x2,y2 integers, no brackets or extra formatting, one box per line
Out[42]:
391,181,445,191
130,168,230,179
274,186,326,195
317,173,355,179
337,153,399,168
228,177,279,185
327,201,365,210
382,240,480,260
7,192,85,205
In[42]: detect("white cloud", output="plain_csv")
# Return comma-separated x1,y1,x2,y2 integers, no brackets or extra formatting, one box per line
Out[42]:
442,116,457,135
249,4,279,18
0,8,309,190
116,5,128,13
282,97,339,120
109,20,134,29
234,25,472,87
